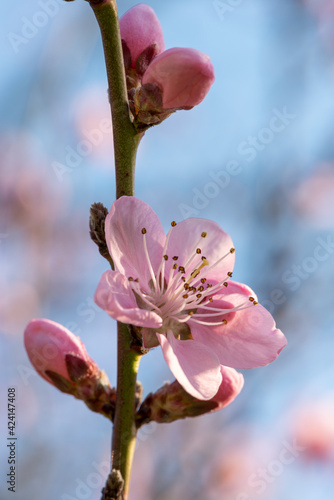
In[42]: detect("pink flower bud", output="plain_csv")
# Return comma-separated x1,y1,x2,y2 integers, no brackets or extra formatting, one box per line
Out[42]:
119,4,165,69
24,319,97,386
136,366,244,425
142,47,215,109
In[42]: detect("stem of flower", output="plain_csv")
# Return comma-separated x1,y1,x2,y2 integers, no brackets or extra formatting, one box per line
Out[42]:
88,1,143,498
89,0,142,198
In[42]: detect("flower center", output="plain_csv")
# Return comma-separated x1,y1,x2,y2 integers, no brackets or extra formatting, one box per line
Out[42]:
128,222,257,330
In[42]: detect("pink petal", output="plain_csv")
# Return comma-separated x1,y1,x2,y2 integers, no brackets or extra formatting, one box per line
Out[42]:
157,331,222,400
190,293,287,369
24,319,92,384
211,366,244,412
142,47,215,109
164,217,235,284
94,270,162,328
105,197,166,289
119,4,165,68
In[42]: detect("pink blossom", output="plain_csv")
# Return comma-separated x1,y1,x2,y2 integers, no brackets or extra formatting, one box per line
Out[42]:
142,47,215,109
24,319,98,385
119,4,165,68
95,197,287,400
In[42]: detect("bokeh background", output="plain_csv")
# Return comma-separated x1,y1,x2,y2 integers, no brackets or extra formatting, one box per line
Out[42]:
1,0,334,499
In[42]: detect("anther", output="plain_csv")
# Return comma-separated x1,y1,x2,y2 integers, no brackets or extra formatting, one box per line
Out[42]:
172,256,178,261
196,294,202,299
198,286,204,292
201,278,207,283
253,301,258,306
196,248,201,254
173,264,177,270
163,255,168,261
178,266,185,273
207,284,212,288
141,228,147,234
128,277,134,281
223,282,228,287
171,221,177,227
183,294,189,299
209,297,213,302
184,283,189,290
201,232,207,238
230,248,235,254
227,272,233,278
249,297,255,302
222,319,228,325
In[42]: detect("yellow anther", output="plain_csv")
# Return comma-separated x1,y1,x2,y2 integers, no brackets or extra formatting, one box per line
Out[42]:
253,301,258,306
184,283,189,290
172,256,178,261
196,293,202,299
249,297,255,302
209,297,213,302
173,264,177,270
223,282,228,287
201,232,207,238
227,272,233,277
230,248,235,254
128,277,133,281
196,248,201,254
141,228,147,234
198,286,204,292
183,294,189,299
178,266,185,273
163,255,168,261
222,319,228,325
201,278,207,283
171,221,177,227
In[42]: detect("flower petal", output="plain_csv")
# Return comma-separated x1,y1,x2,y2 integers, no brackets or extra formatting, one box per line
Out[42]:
211,365,244,412
190,293,287,369
164,217,235,283
105,197,166,288
94,270,162,328
157,331,222,400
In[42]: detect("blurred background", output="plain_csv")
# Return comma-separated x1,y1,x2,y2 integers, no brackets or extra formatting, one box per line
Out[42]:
1,0,334,498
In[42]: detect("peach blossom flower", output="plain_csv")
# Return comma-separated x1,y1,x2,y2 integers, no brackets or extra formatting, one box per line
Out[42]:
95,197,287,400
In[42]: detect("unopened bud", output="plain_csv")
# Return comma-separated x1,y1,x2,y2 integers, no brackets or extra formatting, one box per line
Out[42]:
119,4,165,70
142,47,215,110
136,366,244,426
24,319,116,419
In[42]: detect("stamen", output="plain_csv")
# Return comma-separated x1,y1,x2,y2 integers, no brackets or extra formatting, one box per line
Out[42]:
141,229,157,291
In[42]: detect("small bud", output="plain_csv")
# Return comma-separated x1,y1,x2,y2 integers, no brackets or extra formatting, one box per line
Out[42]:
119,4,165,69
89,202,114,267
136,366,244,426
142,47,215,110
24,319,116,419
